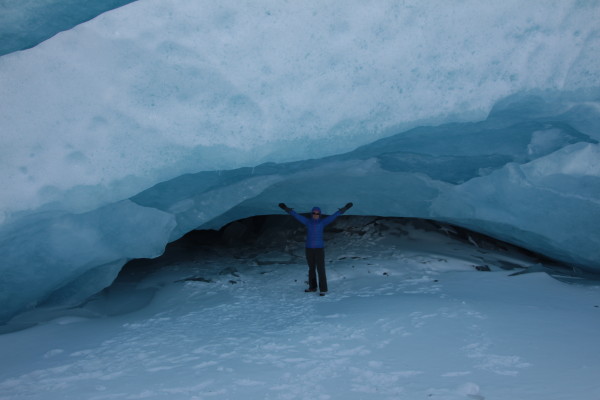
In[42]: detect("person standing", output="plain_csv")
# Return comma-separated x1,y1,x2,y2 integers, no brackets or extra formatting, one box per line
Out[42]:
278,202,353,295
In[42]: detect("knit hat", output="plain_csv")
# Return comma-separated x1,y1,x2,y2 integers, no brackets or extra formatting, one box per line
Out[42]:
311,206,321,214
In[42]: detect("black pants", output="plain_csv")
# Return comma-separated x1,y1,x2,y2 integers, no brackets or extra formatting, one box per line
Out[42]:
305,248,327,292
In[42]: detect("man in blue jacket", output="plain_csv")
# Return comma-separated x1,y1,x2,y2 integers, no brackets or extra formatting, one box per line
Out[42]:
279,202,353,295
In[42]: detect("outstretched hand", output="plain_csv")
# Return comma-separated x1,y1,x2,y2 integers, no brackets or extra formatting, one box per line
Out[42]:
278,203,292,213
340,202,353,213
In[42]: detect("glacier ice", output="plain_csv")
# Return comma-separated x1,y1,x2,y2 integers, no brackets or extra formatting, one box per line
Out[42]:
0,0,137,56
0,200,175,324
0,0,599,322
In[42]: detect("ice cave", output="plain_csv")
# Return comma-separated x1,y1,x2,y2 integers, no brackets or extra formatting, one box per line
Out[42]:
0,2,600,398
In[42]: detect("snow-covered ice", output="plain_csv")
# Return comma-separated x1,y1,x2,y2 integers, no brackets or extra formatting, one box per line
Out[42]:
1,217,599,400
1,1,600,397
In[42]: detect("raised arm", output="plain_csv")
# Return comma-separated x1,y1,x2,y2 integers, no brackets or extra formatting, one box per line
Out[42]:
279,203,309,225
278,203,292,213
340,202,353,213
321,202,353,226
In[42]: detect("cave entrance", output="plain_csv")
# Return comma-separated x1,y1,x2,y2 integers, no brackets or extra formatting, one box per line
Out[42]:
116,215,566,287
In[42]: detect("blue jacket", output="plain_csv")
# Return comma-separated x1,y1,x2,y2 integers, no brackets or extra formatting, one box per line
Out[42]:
289,209,343,248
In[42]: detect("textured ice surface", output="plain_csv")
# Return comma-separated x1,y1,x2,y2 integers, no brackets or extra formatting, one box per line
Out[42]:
0,0,137,56
2,0,599,215
0,0,599,322
0,201,175,324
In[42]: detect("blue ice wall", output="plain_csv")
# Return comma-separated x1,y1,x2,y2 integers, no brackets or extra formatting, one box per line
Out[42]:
130,91,600,269
0,0,599,323
0,0,137,56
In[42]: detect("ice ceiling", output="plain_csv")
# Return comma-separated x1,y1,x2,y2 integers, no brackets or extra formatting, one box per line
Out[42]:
0,0,599,323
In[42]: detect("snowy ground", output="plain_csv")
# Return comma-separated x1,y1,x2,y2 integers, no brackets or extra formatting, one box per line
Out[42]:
1,217,599,400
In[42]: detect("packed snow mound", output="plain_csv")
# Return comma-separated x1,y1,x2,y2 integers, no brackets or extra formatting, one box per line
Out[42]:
0,1,599,323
